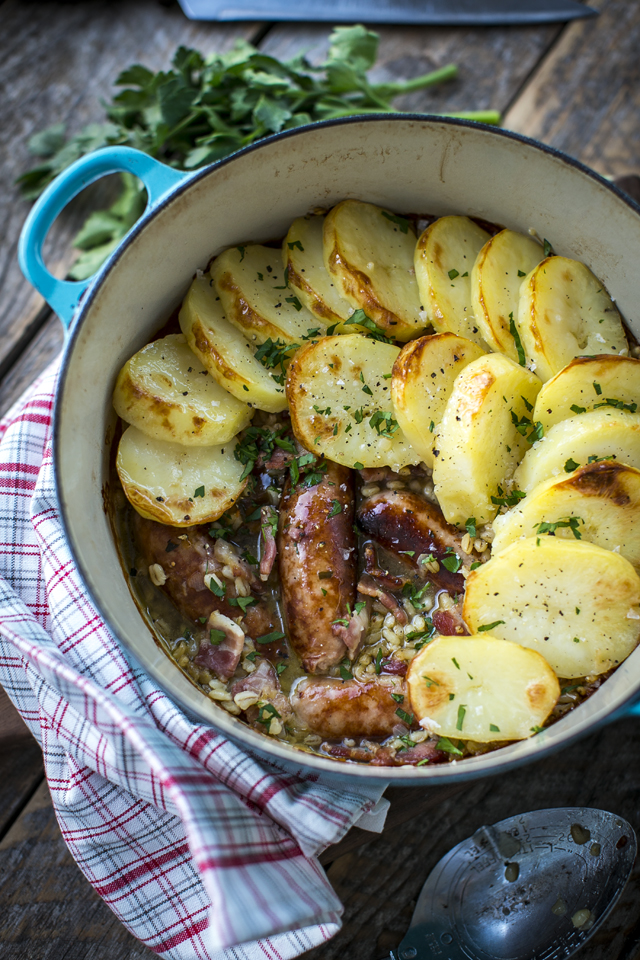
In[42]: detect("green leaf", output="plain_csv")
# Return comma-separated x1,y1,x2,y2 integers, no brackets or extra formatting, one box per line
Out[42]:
326,24,379,74
436,737,463,757
253,95,292,133
27,122,66,158
478,620,505,632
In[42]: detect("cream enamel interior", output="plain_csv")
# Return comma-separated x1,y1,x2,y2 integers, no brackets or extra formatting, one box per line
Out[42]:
55,118,640,785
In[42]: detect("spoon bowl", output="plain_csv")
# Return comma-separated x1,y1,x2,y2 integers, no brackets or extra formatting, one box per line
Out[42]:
392,807,636,960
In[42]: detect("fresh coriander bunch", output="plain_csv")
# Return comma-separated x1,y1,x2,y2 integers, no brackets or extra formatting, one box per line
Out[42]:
17,24,499,280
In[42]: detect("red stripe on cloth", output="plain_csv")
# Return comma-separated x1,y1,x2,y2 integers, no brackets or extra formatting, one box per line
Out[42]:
150,916,209,953
94,842,192,896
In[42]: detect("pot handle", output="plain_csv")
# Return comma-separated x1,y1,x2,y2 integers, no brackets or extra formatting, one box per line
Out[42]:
18,146,190,330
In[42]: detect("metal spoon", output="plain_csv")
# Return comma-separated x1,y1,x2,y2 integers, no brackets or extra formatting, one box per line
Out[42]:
389,807,636,960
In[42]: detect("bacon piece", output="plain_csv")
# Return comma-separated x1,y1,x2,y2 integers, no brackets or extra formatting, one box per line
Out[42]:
373,739,447,767
432,600,469,636
380,658,408,677
259,505,278,581
195,611,245,681
230,659,291,721
333,606,369,658
357,573,408,624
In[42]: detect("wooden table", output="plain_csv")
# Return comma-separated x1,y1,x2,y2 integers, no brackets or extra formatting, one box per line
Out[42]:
1,1,640,957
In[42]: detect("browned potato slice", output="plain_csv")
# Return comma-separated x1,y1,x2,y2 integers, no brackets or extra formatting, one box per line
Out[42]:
116,425,247,526
283,215,353,328
463,537,640,678
533,355,640,433
323,200,424,341
211,244,318,345
515,256,628,382
492,461,640,568
432,353,542,525
470,229,544,360
391,333,486,468
407,635,559,743
514,408,640,493
112,334,252,445
179,276,287,413
286,334,418,471
415,216,491,346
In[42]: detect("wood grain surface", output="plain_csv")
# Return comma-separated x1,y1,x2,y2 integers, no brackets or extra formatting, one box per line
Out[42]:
504,0,640,176
1,1,640,958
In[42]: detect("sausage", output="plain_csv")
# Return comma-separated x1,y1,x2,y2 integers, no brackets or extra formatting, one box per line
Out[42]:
291,676,406,738
357,489,472,593
132,513,276,639
277,460,356,672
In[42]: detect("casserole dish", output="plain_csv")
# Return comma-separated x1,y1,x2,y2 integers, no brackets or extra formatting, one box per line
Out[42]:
18,116,640,785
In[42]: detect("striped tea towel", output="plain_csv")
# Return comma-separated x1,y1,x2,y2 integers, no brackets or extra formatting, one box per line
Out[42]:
0,357,389,959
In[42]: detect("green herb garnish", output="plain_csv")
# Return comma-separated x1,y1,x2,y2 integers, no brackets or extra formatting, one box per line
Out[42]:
478,621,505,632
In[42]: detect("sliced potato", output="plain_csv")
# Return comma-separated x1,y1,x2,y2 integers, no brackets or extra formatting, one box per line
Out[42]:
179,276,287,413
407,635,559,743
211,244,319,345
323,200,424,341
116,425,247,526
414,216,491,346
432,354,542,525
283,215,353,327
463,537,640,678
391,333,486,468
112,334,252,445
286,334,418,471
515,256,628,382
470,229,544,360
534,355,640,433
514,408,640,493
492,461,640,568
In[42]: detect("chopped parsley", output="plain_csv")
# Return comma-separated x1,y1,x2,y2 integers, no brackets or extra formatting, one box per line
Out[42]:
287,240,304,251
478,620,505,632
593,381,602,395
254,337,299,385
465,517,477,538
395,707,414,726
517,269,526,277
594,397,638,413
369,410,399,438
206,577,226,597
285,295,303,311
452,657,461,670
276,662,289,675
327,499,342,518
491,485,527,507
448,268,459,280
381,210,410,233
256,630,286,644
509,312,526,366
564,458,580,473
194,485,205,498
489,723,501,732
391,692,404,703
510,408,544,443
236,245,245,261
257,703,281,727
344,308,392,343
456,704,466,731
423,675,440,688
209,628,225,645
340,659,353,681
570,403,586,414
375,648,383,674
436,737,463,756
441,550,462,573
534,516,583,539
543,238,553,258
229,596,257,613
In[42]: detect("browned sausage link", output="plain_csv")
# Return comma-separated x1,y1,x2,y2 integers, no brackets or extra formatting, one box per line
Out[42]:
357,489,472,592
291,676,406,738
277,460,356,672
132,514,276,638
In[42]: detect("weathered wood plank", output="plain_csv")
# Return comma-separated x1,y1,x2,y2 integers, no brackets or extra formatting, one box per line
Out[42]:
504,0,640,176
259,21,563,115
0,688,44,841
305,716,640,960
0,0,258,379
0,315,63,421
